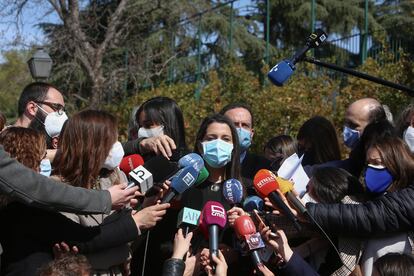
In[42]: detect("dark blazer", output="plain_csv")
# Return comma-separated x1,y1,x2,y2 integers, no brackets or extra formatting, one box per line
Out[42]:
0,203,138,276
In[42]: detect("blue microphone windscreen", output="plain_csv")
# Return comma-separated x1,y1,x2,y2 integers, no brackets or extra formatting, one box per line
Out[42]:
178,153,204,172
268,60,295,86
171,166,198,194
243,196,264,212
223,179,244,204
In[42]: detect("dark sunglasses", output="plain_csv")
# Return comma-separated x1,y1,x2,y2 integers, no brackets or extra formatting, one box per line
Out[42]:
35,101,66,115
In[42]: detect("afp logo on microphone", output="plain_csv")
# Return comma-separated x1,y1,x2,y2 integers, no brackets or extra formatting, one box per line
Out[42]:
211,205,225,219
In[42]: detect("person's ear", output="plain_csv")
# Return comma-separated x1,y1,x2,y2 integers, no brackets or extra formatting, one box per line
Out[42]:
52,137,59,149
26,101,38,118
250,128,255,139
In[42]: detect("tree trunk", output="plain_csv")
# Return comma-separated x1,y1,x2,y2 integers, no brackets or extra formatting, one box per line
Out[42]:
89,69,105,108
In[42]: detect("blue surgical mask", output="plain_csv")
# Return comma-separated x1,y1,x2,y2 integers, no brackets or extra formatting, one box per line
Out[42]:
237,127,252,152
202,139,234,168
364,164,394,194
343,126,360,149
40,159,52,177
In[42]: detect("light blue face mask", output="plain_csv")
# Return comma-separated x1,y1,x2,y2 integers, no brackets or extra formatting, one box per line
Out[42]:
40,159,52,177
237,127,252,152
343,126,360,149
202,139,234,168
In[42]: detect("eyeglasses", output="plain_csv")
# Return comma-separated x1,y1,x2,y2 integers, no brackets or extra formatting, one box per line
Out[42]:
35,101,66,115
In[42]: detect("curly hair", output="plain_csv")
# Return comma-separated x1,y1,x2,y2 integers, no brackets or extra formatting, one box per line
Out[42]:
0,127,46,172
38,254,91,276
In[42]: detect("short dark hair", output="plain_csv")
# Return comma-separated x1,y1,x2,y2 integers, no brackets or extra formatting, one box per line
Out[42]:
219,103,254,128
311,167,362,203
17,82,59,116
374,253,414,276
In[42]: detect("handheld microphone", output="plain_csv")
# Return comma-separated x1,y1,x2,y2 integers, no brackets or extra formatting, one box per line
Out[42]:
268,29,327,86
222,179,244,206
253,169,302,231
177,207,201,236
178,153,204,172
119,154,145,175
200,201,227,261
161,166,198,203
233,215,265,268
136,155,179,195
242,196,264,213
277,177,308,215
195,167,209,185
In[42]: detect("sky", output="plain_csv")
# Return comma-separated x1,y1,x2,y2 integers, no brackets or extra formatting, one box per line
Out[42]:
1,0,251,63
0,0,366,63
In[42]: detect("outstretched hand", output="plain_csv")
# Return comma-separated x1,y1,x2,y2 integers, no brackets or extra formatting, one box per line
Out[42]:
109,183,139,210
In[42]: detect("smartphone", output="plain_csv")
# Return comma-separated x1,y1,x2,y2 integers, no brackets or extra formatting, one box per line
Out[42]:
251,210,267,232
252,210,278,239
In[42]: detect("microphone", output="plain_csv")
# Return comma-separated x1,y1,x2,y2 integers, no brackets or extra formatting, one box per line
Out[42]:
242,196,264,213
134,155,179,195
253,169,302,231
222,179,244,206
178,153,204,172
233,215,265,268
200,201,227,261
268,29,327,86
195,167,209,185
177,207,201,236
119,154,145,175
277,176,308,215
161,166,198,203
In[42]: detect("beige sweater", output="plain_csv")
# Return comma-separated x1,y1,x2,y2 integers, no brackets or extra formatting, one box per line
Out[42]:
56,168,133,275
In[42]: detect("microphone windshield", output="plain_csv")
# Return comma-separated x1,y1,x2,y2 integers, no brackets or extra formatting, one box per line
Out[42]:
268,60,295,86
170,166,198,194
223,179,243,205
276,177,294,194
178,153,204,172
119,154,144,175
234,215,257,237
253,169,279,198
144,155,179,183
201,201,227,229
242,196,264,212
195,167,209,185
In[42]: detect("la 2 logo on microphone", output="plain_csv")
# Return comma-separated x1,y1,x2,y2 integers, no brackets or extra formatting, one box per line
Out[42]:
211,205,225,219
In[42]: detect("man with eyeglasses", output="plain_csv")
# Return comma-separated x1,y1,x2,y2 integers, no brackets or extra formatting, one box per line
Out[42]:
14,82,68,173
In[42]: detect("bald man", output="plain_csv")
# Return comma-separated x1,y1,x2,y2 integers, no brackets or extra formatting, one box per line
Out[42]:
343,98,386,149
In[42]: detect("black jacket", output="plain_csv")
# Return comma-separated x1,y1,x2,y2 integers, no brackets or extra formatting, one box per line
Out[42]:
0,203,138,276
306,185,414,236
162,258,185,276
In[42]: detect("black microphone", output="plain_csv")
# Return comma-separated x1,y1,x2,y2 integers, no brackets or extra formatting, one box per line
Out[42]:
268,29,327,86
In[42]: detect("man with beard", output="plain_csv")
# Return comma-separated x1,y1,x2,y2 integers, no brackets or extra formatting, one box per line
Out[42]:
13,82,68,175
